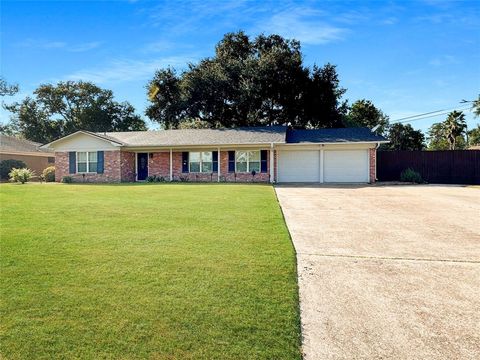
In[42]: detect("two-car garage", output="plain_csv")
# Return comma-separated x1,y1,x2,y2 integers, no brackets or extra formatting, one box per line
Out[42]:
277,148,371,183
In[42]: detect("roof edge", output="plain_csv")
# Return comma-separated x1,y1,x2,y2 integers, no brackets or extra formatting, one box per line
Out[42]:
40,130,124,149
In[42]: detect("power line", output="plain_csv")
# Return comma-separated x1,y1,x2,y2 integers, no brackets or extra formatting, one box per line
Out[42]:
390,105,472,124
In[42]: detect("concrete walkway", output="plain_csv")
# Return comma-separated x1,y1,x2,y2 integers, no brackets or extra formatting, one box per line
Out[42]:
275,185,480,360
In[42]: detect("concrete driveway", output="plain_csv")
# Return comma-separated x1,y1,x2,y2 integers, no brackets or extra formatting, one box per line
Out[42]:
275,185,480,360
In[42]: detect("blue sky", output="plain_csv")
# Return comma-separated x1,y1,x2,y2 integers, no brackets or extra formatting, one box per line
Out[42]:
1,0,479,132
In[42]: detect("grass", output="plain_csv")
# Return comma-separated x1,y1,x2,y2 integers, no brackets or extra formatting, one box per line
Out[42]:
0,183,301,359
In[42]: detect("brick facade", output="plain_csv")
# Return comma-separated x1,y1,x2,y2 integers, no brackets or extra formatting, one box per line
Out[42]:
148,152,170,180
55,148,376,184
55,151,134,183
146,150,271,183
120,151,136,182
369,148,376,183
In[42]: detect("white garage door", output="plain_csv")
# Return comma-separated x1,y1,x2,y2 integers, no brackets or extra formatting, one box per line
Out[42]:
278,150,320,182
324,150,369,183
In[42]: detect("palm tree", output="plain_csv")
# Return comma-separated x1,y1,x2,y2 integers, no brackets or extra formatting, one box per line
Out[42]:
444,111,467,150
473,95,480,118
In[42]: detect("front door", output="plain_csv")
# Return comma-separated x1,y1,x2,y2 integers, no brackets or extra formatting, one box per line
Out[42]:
137,153,148,181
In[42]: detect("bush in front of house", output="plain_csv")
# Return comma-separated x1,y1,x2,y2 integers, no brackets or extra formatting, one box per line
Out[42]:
400,168,423,183
146,175,166,183
9,168,35,184
62,176,73,183
42,166,55,182
0,159,26,179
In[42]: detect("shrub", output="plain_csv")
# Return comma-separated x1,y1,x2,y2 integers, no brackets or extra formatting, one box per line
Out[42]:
9,168,34,184
0,159,26,179
42,166,55,182
147,175,167,183
62,176,73,183
400,168,423,183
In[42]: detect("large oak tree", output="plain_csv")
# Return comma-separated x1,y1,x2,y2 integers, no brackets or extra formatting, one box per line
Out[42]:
4,81,146,143
146,32,347,129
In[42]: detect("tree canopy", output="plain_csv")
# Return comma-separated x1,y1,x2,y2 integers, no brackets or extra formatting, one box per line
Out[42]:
344,99,389,135
472,94,480,118
384,123,425,150
443,111,467,150
3,81,146,143
146,31,347,129
427,111,468,150
0,77,19,97
467,124,480,146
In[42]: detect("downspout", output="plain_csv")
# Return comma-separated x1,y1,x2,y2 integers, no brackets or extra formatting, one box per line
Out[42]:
270,142,274,184
169,148,173,181
217,147,221,182
374,142,380,182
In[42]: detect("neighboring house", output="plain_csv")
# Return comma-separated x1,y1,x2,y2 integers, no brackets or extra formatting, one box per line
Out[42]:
41,126,387,183
0,134,54,176
469,145,480,150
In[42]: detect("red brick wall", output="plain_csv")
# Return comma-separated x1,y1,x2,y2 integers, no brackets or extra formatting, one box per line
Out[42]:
172,151,219,182
148,152,170,180
369,148,376,183
217,150,270,182
55,151,122,183
146,150,272,182
56,149,274,183
120,151,136,182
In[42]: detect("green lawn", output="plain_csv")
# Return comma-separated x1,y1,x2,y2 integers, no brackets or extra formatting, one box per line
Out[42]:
0,183,301,359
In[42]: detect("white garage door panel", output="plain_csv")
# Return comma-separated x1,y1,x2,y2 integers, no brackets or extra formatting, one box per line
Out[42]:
324,150,368,183
278,150,320,182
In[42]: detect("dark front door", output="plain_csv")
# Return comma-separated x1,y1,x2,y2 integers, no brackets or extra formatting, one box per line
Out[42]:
137,153,148,181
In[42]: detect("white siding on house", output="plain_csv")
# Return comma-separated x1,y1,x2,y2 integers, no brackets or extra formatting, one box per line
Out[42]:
49,133,120,151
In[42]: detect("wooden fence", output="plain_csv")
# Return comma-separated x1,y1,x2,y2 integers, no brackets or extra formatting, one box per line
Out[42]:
377,150,480,185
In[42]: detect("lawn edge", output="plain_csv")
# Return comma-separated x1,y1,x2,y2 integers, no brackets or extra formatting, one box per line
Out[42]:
272,185,304,360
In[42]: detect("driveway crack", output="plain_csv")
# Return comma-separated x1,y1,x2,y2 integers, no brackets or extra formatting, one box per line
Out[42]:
297,252,480,264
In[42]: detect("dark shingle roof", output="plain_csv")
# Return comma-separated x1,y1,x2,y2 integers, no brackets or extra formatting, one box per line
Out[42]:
286,127,387,144
98,126,287,146
0,134,53,153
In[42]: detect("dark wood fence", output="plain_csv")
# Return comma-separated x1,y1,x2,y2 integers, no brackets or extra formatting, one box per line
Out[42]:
377,150,480,184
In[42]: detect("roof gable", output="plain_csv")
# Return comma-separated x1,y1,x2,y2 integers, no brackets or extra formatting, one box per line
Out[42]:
42,131,123,151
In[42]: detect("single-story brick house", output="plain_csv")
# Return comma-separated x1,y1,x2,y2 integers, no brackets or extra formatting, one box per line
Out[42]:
41,126,387,183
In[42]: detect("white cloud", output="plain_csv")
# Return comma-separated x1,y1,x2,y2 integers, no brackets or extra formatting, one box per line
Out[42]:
69,42,102,52
428,55,459,67
16,39,101,52
141,40,174,53
381,17,398,25
64,56,196,84
258,7,347,45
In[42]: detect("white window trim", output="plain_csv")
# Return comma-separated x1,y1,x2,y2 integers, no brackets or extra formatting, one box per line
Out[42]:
188,151,213,173
76,151,97,174
235,150,261,173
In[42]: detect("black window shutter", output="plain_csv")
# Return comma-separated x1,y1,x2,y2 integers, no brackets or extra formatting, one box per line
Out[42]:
69,152,76,174
212,151,218,172
97,151,104,174
261,150,268,173
182,152,189,173
228,151,235,173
